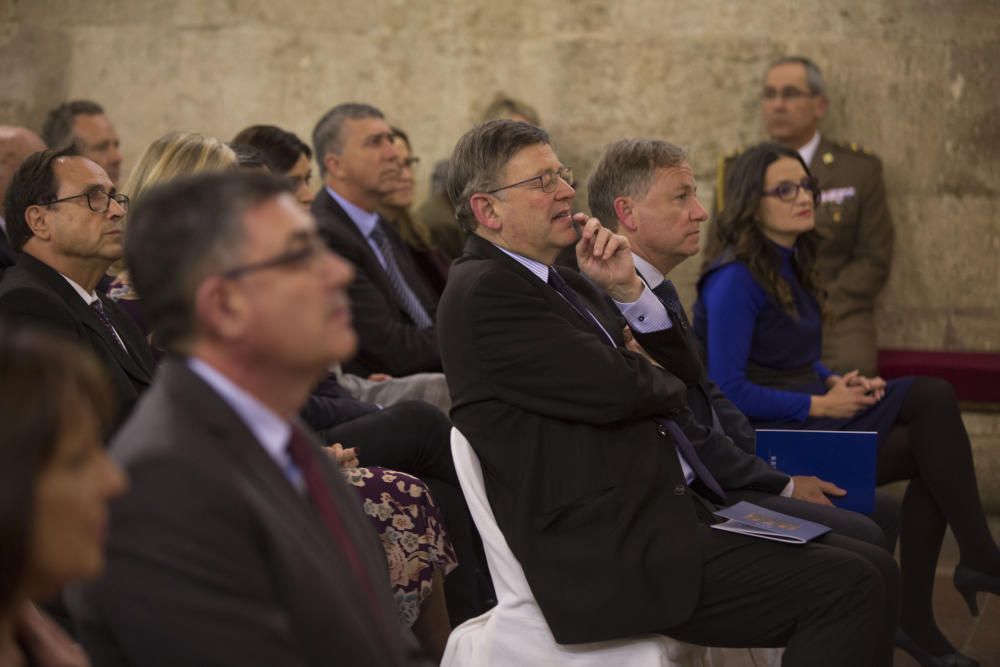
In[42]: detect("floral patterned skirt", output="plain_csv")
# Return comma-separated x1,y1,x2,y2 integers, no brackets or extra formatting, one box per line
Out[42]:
342,466,458,626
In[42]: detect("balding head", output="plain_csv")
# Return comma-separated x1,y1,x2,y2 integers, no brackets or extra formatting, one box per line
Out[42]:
0,126,46,213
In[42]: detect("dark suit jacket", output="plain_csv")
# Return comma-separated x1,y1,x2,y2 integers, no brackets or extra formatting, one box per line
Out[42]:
0,253,153,423
437,235,787,644
311,188,441,376
68,359,424,667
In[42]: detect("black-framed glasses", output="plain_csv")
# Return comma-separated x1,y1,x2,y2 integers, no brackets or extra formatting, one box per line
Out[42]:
220,234,328,279
486,166,574,195
761,86,815,102
42,190,129,213
762,177,821,205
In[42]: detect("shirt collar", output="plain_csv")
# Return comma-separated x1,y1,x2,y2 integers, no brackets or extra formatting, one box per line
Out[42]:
60,273,99,306
492,243,550,283
326,186,380,238
186,356,291,462
798,131,822,168
631,252,665,290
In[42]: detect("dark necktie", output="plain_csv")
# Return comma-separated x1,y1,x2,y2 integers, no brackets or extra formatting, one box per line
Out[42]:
90,300,128,353
548,267,726,503
285,426,379,604
546,267,616,346
652,279,690,330
369,221,434,329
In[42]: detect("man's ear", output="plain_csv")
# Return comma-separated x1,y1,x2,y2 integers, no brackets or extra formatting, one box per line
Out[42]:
613,196,638,232
814,94,829,122
24,205,51,241
470,193,502,231
323,152,342,180
193,276,247,342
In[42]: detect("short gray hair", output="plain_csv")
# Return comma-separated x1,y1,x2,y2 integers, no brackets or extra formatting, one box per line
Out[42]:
311,103,384,174
587,139,688,231
768,56,826,96
125,171,291,352
446,119,551,234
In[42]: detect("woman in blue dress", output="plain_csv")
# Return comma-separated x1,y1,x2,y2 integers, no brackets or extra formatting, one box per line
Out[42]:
694,142,998,667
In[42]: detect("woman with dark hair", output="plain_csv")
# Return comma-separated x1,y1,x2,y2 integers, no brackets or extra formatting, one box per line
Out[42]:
231,125,315,207
0,325,127,666
693,142,998,667
377,128,450,297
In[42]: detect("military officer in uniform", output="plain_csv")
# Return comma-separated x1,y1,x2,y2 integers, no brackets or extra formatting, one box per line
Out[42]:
711,56,893,377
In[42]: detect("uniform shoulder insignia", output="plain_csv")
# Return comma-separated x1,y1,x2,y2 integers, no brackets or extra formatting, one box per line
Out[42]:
831,138,878,159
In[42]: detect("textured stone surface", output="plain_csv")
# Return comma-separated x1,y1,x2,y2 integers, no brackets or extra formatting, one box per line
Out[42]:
1,0,997,352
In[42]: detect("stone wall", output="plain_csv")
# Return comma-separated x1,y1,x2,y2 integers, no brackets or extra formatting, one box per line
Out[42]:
2,0,998,351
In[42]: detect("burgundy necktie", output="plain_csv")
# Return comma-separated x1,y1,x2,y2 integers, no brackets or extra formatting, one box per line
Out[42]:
285,426,379,602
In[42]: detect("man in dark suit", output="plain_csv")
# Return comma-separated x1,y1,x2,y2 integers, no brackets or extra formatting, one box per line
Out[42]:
438,119,898,665
310,103,441,376
588,137,900,551
0,146,153,423
712,56,893,376
69,171,427,666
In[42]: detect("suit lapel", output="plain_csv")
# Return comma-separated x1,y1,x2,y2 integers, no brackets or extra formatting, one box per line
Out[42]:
463,235,625,346
315,190,418,315
17,255,152,384
158,361,398,658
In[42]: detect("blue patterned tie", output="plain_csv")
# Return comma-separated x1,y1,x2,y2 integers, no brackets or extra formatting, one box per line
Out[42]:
369,222,433,329
548,267,726,503
651,279,689,330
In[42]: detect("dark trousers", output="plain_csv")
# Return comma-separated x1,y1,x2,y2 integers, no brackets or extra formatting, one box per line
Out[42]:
318,400,492,625
730,488,900,551
663,520,899,667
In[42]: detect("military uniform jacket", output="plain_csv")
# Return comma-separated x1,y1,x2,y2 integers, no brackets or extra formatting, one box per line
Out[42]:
713,136,894,374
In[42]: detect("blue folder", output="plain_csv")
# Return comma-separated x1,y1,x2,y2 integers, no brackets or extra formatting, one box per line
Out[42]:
755,429,877,515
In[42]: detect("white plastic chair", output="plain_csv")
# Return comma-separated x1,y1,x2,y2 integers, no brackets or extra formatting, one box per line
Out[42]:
442,427,712,667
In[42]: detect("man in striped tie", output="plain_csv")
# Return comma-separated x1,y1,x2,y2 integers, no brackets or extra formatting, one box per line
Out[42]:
437,119,898,666
311,103,442,377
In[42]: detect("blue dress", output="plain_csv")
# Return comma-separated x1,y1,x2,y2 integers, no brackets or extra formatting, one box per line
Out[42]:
693,243,913,445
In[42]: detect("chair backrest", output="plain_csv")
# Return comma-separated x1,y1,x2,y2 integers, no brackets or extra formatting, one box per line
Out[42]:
450,427,540,612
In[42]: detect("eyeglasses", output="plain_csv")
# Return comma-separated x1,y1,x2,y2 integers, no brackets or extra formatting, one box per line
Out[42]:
220,233,328,279
486,166,574,195
761,86,815,102
42,190,129,213
762,177,821,204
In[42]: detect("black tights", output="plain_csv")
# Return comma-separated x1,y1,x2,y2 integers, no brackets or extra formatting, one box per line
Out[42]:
876,376,1000,654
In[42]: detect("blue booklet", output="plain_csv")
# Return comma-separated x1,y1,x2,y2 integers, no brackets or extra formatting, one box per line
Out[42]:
755,429,877,515
712,501,831,544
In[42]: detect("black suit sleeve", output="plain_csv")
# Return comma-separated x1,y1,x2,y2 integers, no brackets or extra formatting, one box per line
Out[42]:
345,265,442,375
461,267,689,424
0,287,83,337
706,379,757,454
70,457,308,667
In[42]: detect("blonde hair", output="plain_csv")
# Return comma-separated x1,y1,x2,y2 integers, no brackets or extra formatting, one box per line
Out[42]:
115,132,236,275
124,131,237,205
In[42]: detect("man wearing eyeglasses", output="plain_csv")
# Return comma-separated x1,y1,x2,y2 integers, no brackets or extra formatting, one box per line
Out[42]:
69,171,428,666
311,103,442,377
0,146,153,424
438,119,895,665
712,56,893,378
